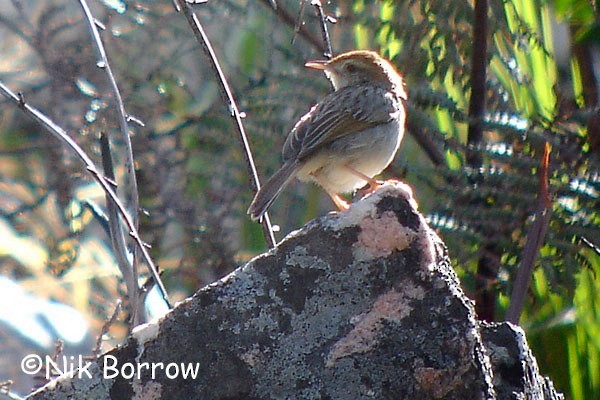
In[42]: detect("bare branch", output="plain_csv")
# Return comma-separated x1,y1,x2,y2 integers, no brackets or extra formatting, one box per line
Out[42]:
469,0,494,321
78,0,140,227
581,236,600,256
100,133,142,327
0,81,171,308
174,0,276,248
258,0,325,53
93,299,122,358
506,143,552,323
77,0,155,324
311,0,334,58
78,0,142,287
466,0,488,169
292,0,308,46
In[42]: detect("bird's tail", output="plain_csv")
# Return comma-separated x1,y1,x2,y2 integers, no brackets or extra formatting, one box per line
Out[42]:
248,161,299,221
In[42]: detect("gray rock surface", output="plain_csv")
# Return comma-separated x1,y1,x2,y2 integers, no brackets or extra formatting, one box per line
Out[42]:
481,322,564,400
26,182,562,399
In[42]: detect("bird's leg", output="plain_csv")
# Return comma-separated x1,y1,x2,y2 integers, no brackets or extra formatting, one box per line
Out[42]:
343,166,382,193
325,190,350,211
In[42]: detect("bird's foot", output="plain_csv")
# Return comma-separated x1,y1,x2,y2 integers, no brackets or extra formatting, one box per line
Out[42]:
329,193,350,211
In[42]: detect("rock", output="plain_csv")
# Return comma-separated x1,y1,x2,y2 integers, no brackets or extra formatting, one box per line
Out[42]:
26,182,562,400
481,322,564,400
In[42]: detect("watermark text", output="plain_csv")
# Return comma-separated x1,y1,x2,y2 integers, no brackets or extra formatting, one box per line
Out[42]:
21,354,200,380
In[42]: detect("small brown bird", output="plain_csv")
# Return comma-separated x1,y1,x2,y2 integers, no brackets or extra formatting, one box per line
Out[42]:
248,50,407,221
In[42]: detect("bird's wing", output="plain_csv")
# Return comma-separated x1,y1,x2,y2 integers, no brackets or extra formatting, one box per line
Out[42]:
282,84,401,162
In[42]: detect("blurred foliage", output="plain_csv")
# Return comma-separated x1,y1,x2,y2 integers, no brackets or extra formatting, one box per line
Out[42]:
0,0,599,398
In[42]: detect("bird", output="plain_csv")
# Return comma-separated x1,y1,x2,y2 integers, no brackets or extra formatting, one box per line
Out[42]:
248,50,407,221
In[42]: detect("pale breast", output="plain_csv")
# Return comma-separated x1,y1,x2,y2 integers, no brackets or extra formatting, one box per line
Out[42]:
295,118,403,193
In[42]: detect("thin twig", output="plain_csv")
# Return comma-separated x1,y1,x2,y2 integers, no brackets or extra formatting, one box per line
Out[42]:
78,0,143,307
581,236,600,256
311,0,333,58
258,0,325,53
174,0,276,248
291,0,308,46
82,199,111,235
0,380,15,399
0,81,171,307
505,143,552,324
78,0,140,225
93,299,122,357
100,133,140,327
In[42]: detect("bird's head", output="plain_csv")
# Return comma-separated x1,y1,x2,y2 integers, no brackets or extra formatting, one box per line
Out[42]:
305,50,406,99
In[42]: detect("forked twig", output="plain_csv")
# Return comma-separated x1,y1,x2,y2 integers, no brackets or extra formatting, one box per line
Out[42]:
291,0,334,58
78,0,140,228
78,0,145,324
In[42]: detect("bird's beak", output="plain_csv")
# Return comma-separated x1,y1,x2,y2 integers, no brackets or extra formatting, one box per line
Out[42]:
304,60,328,70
